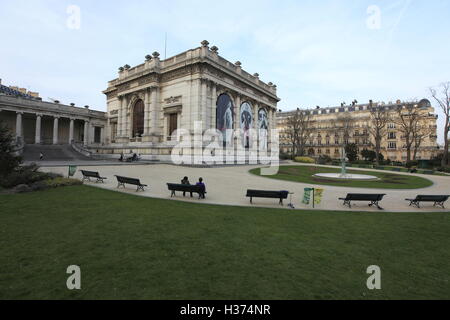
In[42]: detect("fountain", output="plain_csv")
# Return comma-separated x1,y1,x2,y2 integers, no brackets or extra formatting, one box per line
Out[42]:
313,148,379,181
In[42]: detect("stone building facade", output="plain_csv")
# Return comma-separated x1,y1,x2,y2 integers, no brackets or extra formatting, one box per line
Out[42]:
0,83,106,148
277,99,439,161
101,41,280,160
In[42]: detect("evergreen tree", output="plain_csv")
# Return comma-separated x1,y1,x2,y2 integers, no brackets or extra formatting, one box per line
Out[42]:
0,121,22,177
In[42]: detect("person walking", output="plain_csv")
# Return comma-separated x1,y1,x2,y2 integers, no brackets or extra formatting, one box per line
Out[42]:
39,152,44,161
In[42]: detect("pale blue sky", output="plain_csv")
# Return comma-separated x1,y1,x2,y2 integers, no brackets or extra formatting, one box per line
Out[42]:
0,0,449,142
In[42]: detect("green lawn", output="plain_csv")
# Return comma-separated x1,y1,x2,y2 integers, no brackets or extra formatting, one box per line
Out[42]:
250,165,434,189
1,186,449,300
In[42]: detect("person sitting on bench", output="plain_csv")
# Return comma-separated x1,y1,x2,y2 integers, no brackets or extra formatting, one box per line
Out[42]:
196,178,206,199
119,152,124,162
181,176,193,198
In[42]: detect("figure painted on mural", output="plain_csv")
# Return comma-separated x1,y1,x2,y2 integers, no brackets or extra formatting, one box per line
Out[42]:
216,94,234,147
240,102,253,149
258,108,269,151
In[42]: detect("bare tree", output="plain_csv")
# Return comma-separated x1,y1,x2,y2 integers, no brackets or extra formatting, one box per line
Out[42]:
368,103,389,165
395,104,421,163
412,118,433,160
286,108,313,158
430,82,450,166
337,112,353,148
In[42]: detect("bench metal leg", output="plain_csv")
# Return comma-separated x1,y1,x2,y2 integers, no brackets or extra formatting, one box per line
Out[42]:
250,197,253,204
171,190,176,197
434,201,445,209
117,182,125,189
82,177,90,183
137,185,145,192
343,200,351,208
279,198,283,206
369,201,383,210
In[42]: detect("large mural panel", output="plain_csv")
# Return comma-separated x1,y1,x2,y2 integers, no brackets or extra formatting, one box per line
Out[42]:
258,108,269,150
216,94,234,145
240,102,253,148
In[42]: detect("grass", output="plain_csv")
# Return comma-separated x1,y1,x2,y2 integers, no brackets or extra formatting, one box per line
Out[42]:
250,165,434,189
1,186,449,300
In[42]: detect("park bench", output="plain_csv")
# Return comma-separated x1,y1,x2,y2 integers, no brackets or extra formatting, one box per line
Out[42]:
391,168,402,172
167,183,206,199
422,170,435,175
115,175,147,192
81,170,107,183
339,193,386,210
246,190,289,205
405,195,450,209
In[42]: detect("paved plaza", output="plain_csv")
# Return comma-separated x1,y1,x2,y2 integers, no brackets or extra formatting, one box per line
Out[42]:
41,163,450,213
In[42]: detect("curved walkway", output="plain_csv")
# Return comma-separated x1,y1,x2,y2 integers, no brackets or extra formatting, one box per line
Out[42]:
42,163,450,212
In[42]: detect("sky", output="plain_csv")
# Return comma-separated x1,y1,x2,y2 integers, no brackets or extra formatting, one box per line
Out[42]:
0,0,449,143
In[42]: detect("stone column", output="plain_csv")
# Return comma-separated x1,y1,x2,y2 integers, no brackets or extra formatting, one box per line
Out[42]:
100,127,104,144
149,87,160,140
234,95,241,131
253,103,259,129
83,120,89,146
124,98,130,139
53,117,59,145
35,114,42,144
16,112,23,140
69,118,74,144
201,79,208,130
118,96,124,136
211,83,217,129
144,89,151,135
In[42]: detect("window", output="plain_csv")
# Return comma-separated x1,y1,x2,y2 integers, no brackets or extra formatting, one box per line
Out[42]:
388,132,396,140
168,113,178,141
132,99,145,138
388,142,397,149
388,123,396,129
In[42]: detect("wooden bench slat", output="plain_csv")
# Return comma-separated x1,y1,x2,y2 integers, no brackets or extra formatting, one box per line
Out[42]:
115,175,147,192
339,193,386,210
246,190,289,205
406,195,449,208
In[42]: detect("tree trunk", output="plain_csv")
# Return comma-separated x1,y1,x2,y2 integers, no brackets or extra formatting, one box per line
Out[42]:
442,124,449,167
375,138,381,165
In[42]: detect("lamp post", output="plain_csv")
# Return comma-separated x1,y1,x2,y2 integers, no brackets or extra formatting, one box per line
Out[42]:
340,147,348,178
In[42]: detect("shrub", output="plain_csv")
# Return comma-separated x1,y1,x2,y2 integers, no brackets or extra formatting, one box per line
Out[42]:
406,160,419,168
294,156,315,164
352,160,371,165
317,155,332,165
279,153,292,160
437,167,450,173
0,164,56,188
44,178,82,188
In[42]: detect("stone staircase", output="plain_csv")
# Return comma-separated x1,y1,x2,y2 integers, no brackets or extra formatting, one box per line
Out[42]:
22,144,92,162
